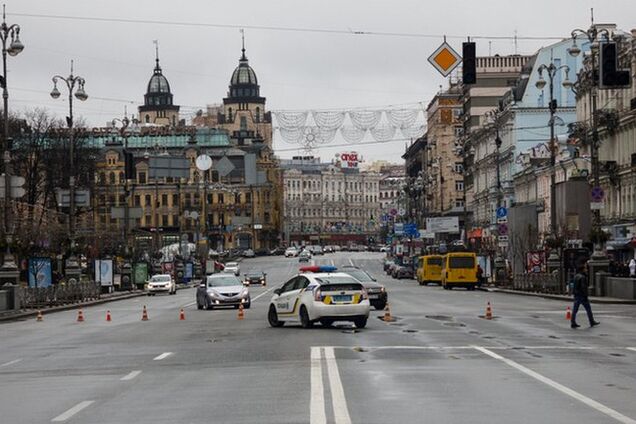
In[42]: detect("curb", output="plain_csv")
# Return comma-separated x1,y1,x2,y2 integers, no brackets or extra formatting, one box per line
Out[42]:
0,291,148,323
488,288,636,304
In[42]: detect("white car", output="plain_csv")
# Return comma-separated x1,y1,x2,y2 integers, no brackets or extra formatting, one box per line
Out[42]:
223,261,240,276
267,266,370,328
284,247,299,257
147,274,176,295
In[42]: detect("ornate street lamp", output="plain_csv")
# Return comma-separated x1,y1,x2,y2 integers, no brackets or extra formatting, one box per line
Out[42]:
0,5,23,273
50,61,88,273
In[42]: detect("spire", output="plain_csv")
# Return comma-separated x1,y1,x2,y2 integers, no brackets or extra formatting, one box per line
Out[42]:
153,40,161,72
240,29,247,61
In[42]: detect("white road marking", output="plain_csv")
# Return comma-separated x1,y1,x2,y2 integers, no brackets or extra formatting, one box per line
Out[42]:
330,259,335,266
627,348,636,353
348,258,354,266
474,346,636,424
182,301,196,308
51,401,95,422
0,358,22,367
310,347,326,424
120,370,142,381
324,347,352,424
153,352,172,361
328,345,612,351
252,287,275,302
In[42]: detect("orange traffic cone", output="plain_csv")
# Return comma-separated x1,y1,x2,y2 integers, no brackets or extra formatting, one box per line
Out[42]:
237,303,245,320
36,310,43,322
485,302,493,320
383,303,393,322
141,305,149,321
106,310,112,322
179,308,186,321
565,306,572,321
77,308,85,322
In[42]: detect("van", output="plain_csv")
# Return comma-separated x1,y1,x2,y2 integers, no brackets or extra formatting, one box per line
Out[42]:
441,252,478,290
416,255,443,286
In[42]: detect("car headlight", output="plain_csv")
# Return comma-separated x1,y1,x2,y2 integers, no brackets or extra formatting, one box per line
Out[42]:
208,290,220,298
240,288,249,297
380,286,385,293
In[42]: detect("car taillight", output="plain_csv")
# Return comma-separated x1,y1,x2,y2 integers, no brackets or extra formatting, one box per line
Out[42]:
314,288,322,301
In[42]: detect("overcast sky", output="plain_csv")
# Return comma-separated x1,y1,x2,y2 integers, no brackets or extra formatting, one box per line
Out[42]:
5,0,636,163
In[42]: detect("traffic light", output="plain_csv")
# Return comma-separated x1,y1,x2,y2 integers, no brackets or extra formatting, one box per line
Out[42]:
462,42,476,85
124,150,135,179
600,42,631,88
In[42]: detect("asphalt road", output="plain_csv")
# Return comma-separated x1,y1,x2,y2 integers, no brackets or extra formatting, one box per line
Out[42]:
1,252,636,424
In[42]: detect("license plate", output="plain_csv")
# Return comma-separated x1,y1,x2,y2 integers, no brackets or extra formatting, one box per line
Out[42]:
332,295,351,302
369,295,379,299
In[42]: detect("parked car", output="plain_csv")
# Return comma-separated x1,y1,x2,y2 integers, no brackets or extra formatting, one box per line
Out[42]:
197,274,250,310
270,247,286,256
386,262,399,276
223,261,240,276
147,274,177,295
309,245,324,255
243,249,255,258
383,259,394,272
323,245,334,253
285,247,299,257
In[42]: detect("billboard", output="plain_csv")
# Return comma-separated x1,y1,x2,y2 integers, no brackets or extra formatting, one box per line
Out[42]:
28,257,52,288
426,217,459,234
95,259,113,287
337,152,363,168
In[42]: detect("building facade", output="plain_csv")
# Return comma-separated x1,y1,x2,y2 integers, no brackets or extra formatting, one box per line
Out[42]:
281,156,381,245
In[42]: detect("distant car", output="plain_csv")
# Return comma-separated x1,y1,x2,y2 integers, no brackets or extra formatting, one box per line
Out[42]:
380,246,390,253
393,265,414,279
333,245,342,252
244,271,267,286
223,261,240,276
298,251,312,263
340,266,387,310
383,259,394,272
386,262,399,275
308,245,324,255
323,245,334,253
285,247,299,257
255,248,269,256
267,269,370,328
197,274,250,310
270,247,286,256
243,249,255,258
147,274,176,295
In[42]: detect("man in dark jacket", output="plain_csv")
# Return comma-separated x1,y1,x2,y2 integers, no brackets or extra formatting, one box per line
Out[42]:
571,261,600,329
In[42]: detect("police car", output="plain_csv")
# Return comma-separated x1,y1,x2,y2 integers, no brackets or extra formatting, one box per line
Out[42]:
267,266,370,329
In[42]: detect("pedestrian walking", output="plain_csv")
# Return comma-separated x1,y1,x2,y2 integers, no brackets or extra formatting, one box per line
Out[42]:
629,258,636,277
477,264,484,288
571,261,600,329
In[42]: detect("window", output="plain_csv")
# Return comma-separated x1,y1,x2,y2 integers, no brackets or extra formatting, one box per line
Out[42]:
255,107,261,123
240,116,247,131
162,215,169,226
109,172,116,184
455,199,464,208
245,192,251,203
173,194,179,206
145,114,150,123
145,194,151,206
218,193,224,204
138,172,147,184
134,195,140,206
455,163,463,173
235,193,241,204
455,181,464,191
162,194,168,206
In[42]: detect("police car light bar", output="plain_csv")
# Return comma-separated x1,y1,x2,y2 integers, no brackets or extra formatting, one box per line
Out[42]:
299,265,337,273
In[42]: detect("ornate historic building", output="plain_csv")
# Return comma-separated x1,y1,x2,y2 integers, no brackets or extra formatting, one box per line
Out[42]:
138,48,180,126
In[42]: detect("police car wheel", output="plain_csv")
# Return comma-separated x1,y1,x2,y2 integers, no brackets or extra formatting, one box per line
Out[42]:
354,317,367,329
268,305,284,327
299,306,313,329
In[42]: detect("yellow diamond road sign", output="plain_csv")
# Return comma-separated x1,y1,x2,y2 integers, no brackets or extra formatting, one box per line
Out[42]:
428,41,462,77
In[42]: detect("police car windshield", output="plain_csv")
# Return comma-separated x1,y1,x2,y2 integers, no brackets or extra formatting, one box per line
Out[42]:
207,275,241,287
315,276,358,285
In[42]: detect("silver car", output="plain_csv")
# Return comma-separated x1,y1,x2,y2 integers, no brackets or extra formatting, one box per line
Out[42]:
197,274,250,310
223,261,240,276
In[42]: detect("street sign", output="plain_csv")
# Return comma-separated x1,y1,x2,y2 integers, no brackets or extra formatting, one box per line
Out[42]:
498,241,509,248
498,223,508,235
498,235,509,242
398,208,406,217
590,202,605,210
195,154,212,171
590,186,604,202
496,207,508,219
390,208,398,216
56,189,91,207
0,175,26,198
427,41,462,77
110,206,143,219
215,156,236,177
497,217,508,224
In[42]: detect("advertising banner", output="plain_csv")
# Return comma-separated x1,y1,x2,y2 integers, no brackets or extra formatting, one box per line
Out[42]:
95,259,113,287
134,263,149,285
426,217,460,234
28,257,52,288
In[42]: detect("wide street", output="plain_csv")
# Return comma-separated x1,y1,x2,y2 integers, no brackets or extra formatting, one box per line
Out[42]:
1,251,636,424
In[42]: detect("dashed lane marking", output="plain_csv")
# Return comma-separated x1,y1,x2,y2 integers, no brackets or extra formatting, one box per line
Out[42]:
51,401,95,422
324,347,352,424
252,287,275,302
310,347,326,424
153,352,173,361
474,346,636,424
0,358,22,367
120,370,142,381
627,348,636,353
348,258,354,266
182,301,196,308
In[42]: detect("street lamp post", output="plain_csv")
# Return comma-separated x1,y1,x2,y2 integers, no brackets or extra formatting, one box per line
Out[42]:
0,5,23,274
111,116,133,257
535,63,572,238
50,61,88,271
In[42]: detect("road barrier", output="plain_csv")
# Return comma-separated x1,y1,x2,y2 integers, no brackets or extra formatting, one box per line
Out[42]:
511,273,563,294
19,282,101,309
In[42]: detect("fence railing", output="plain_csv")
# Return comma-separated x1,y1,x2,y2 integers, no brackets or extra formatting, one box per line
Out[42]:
18,281,101,310
510,273,565,294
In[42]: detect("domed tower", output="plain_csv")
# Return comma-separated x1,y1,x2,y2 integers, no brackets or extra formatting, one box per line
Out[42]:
222,34,271,146
138,43,180,126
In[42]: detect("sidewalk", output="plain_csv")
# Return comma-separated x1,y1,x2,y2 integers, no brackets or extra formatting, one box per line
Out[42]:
485,287,636,304
0,290,147,323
